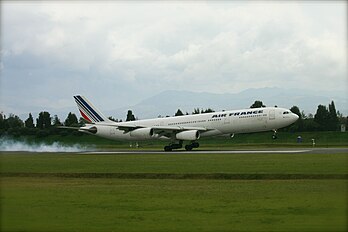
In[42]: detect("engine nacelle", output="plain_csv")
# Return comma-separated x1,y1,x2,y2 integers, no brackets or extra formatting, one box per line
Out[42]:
129,128,154,139
79,126,97,134
175,130,200,141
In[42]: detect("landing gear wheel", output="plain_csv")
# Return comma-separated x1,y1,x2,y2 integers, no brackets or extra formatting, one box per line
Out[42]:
164,142,182,151
272,130,277,139
185,145,193,151
164,146,172,152
192,142,199,148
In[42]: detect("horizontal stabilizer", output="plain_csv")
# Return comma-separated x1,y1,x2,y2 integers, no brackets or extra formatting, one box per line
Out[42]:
57,126,80,130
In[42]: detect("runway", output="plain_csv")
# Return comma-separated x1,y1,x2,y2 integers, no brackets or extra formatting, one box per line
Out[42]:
80,148,348,155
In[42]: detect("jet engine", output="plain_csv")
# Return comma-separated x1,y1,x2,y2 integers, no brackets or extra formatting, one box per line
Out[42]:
79,126,97,134
175,130,200,141
129,128,154,139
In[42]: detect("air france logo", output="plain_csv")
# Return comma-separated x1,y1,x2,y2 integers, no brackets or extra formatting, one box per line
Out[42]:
212,110,264,118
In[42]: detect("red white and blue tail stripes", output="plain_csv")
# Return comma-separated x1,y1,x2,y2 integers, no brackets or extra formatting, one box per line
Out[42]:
74,95,108,123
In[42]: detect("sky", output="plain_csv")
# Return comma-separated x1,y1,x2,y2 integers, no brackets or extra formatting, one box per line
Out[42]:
1,1,347,118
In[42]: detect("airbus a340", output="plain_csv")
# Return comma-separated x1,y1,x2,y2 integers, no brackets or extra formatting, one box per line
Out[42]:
68,95,298,151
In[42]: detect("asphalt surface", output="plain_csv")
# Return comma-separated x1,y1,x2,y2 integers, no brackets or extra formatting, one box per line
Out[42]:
81,148,348,155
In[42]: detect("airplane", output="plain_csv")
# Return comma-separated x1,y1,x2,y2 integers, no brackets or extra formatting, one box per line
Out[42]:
67,95,299,151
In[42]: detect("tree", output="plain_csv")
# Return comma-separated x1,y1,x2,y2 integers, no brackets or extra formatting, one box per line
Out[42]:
175,109,184,116
0,113,27,136
108,116,118,122
314,105,330,131
328,101,339,131
52,115,62,126
64,112,78,126
301,111,307,119
250,101,266,108
79,117,89,126
192,108,200,114
288,106,303,131
25,113,35,128
6,114,24,129
36,111,52,129
302,118,320,131
290,106,301,119
1,113,24,136
0,112,6,130
126,110,136,121
201,108,215,113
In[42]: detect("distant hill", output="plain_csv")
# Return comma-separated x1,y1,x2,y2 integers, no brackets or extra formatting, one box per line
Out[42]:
106,87,347,120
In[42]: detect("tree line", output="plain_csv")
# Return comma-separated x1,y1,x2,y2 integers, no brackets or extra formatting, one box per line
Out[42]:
0,111,83,137
286,101,346,132
0,100,346,138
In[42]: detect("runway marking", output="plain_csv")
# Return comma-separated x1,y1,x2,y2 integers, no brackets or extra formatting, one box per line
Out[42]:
81,150,311,154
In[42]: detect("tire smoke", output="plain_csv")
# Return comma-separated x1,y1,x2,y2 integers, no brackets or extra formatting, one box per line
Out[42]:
0,137,92,152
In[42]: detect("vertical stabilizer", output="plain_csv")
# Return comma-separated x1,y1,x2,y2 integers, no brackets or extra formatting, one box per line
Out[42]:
73,95,110,123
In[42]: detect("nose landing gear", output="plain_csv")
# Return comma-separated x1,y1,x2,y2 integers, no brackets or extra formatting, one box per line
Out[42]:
272,129,277,139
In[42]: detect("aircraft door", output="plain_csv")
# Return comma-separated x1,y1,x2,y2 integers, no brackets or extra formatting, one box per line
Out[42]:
269,109,275,120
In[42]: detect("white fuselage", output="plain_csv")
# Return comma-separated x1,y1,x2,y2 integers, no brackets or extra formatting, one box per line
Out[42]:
81,107,298,141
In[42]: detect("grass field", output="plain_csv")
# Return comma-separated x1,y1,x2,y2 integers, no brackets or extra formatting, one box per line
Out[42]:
1,152,348,175
1,178,346,232
1,151,347,231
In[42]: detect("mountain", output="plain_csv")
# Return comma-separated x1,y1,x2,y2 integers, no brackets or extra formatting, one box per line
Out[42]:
106,87,347,120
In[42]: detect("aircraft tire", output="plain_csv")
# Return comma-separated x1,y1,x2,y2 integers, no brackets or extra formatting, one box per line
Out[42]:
164,146,172,152
171,143,182,149
185,145,193,151
192,142,199,148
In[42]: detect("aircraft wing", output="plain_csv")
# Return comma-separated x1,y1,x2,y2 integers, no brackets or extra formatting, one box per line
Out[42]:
151,126,208,138
114,124,208,137
116,124,207,131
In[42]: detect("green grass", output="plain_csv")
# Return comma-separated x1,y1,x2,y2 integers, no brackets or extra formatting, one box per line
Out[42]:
1,153,347,175
1,151,347,231
1,177,347,232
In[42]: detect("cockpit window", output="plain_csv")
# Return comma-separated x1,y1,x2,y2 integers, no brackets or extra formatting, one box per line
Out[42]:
283,111,290,114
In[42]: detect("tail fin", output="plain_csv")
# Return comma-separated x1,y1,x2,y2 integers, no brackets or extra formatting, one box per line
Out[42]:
73,95,110,123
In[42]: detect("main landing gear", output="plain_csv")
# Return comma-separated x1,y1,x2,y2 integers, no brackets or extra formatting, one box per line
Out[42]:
164,143,182,151
163,141,200,151
164,141,183,151
185,142,199,151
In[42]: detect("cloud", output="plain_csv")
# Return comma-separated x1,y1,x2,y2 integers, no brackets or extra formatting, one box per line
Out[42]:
1,1,347,115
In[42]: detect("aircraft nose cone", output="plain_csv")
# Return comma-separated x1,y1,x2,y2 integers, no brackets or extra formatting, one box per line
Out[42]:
293,113,299,121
